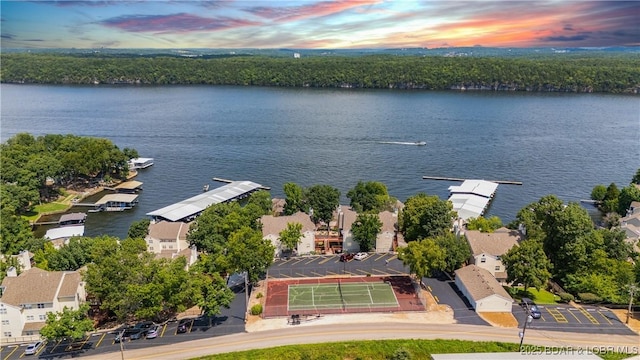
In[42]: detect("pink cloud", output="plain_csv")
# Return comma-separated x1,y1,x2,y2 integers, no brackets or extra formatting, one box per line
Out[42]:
100,13,260,34
247,0,380,22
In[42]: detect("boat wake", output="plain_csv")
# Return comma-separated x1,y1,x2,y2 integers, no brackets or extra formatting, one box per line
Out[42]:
379,141,426,146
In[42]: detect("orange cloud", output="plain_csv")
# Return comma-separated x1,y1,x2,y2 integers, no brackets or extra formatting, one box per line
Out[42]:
247,0,381,22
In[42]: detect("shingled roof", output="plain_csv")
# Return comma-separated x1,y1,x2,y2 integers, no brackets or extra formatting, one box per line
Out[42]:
260,212,315,237
465,227,520,257
455,265,513,302
0,268,81,306
148,221,191,241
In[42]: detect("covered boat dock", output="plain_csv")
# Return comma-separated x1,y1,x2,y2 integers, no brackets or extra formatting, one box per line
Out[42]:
448,179,498,221
147,180,265,222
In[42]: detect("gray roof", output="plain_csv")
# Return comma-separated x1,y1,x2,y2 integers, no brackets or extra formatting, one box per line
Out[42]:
59,212,86,223
465,228,520,256
454,265,513,302
147,181,263,222
115,180,143,190
45,225,85,240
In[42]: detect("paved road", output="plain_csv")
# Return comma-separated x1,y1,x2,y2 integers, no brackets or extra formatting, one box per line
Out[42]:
77,322,640,360
422,272,487,326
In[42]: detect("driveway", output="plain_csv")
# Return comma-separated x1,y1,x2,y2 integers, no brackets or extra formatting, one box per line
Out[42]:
268,253,407,278
422,271,488,326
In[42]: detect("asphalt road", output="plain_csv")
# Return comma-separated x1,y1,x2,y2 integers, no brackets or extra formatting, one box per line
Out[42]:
76,322,640,360
421,272,487,326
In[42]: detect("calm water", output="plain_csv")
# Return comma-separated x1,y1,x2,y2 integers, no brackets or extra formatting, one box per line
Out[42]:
1,85,638,239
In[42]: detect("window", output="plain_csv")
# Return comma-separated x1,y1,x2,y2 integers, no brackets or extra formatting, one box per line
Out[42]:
39,315,46,321
25,331,35,336
23,304,32,309
1,320,9,325
37,303,45,309
496,256,501,260
0,308,6,314
3,332,11,337
480,257,486,263
495,266,501,271
26,315,34,321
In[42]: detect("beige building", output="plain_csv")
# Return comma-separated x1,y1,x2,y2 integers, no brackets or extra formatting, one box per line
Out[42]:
375,210,399,253
464,227,520,282
454,264,513,313
0,268,86,344
145,220,197,267
261,212,316,256
620,201,640,253
337,206,360,253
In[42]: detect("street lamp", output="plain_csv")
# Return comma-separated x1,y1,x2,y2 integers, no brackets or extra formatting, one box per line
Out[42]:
519,314,533,352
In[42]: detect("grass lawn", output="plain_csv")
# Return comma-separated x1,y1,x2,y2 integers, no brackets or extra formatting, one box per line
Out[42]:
192,339,635,360
510,287,559,304
23,202,70,222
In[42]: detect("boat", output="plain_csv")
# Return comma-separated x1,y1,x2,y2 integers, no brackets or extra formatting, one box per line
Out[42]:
128,157,154,169
379,141,426,146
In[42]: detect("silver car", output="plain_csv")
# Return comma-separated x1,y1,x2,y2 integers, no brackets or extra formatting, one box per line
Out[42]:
24,341,44,355
145,325,160,339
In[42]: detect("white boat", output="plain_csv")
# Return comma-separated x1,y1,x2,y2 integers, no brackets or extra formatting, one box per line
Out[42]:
128,157,154,169
379,141,426,146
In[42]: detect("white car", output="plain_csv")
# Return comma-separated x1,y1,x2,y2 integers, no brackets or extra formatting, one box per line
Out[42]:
353,252,368,261
24,341,44,355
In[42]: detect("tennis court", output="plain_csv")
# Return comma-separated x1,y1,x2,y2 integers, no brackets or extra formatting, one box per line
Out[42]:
288,282,398,312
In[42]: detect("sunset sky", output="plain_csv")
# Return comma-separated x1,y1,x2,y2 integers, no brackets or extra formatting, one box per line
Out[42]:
1,1,638,49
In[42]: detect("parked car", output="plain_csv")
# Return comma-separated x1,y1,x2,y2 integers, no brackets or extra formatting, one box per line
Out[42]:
520,297,541,319
339,253,354,262
177,319,190,334
115,329,142,343
146,325,160,339
133,320,154,329
129,329,145,340
24,341,44,355
353,252,368,261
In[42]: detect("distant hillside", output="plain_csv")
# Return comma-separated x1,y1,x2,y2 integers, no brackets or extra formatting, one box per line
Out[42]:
1,50,638,93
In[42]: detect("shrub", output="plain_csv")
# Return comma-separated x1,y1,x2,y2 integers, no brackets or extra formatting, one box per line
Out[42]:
577,293,602,304
388,348,412,360
256,292,263,299
558,293,574,303
250,304,263,315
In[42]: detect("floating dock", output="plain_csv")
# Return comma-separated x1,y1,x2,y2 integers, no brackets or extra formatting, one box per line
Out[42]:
422,176,522,185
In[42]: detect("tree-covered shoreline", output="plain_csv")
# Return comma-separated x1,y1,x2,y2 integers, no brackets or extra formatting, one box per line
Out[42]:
1,53,638,93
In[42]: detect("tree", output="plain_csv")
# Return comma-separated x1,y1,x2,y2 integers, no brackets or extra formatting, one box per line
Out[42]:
189,265,234,326
0,207,35,255
127,218,150,240
40,304,94,341
632,168,640,184
305,185,340,225
617,184,640,216
434,233,471,273
278,222,303,252
399,193,455,241
283,182,305,215
351,213,382,252
397,238,446,280
222,227,275,284
245,190,272,217
346,181,390,213
590,184,607,202
465,216,503,233
501,240,552,292
602,182,620,213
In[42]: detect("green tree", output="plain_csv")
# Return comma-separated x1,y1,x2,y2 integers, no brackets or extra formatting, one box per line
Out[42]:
305,185,340,226
222,227,275,284
434,233,471,273
399,193,455,241
397,238,446,280
245,190,272,217
351,213,382,252
465,216,503,233
602,182,620,213
590,184,607,202
501,240,552,292
278,222,303,252
0,207,35,255
127,218,150,240
283,182,305,215
346,181,390,213
40,304,94,341
189,265,234,326
617,184,640,216
632,168,640,184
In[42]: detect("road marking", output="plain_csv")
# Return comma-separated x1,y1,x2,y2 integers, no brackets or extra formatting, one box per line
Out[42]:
49,339,63,354
94,333,107,348
567,308,582,323
374,254,386,262
318,257,334,265
292,258,306,265
387,255,397,261
326,271,339,275
295,272,307,277
160,324,168,337
188,319,195,333
305,258,319,265
545,308,568,323
310,271,324,277
4,345,19,360
427,286,432,292
597,311,613,325
579,308,599,324
434,296,439,303
370,268,387,275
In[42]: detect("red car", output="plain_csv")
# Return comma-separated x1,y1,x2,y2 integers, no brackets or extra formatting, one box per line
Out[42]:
339,253,354,262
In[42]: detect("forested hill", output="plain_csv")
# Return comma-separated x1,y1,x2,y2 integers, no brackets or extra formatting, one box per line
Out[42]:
1,52,639,93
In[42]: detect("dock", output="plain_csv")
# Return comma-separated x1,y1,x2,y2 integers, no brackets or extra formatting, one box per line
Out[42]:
213,177,271,190
422,176,522,185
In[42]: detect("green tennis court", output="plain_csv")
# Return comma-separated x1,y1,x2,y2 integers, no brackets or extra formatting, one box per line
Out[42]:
287,282,399,311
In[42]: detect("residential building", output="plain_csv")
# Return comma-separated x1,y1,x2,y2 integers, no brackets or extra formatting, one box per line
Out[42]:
464,227,520,282
454,264,513,313
376,210,399,253
261,212,316,256
337,206,360,253
145,221,198,267
620,201,640,253
0,268,86,344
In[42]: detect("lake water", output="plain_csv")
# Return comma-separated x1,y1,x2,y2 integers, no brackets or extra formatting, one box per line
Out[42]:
1,85,638,239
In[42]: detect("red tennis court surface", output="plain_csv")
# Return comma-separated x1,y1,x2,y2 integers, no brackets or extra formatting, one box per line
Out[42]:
263,275,424,318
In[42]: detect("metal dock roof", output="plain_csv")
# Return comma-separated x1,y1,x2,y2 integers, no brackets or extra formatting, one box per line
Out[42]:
95,194,139,205
45,225,85,240
447,179,498,198
448,180,498,220
147,181,263,222
115,180,143,190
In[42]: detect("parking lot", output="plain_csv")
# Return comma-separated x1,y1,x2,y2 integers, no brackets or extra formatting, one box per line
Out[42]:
422,272,487,326
1,288,247,360
513,303,636,335
268,253,407,278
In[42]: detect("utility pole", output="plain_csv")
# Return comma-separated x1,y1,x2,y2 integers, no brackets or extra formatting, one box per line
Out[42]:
519,314,533,352
626,284,638,324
